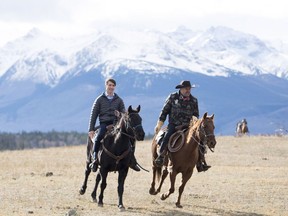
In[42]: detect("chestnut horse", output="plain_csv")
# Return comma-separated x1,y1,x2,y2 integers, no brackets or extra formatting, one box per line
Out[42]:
149,112,216,208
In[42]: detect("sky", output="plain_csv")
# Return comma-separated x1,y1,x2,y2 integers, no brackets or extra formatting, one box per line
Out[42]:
0,0,288,46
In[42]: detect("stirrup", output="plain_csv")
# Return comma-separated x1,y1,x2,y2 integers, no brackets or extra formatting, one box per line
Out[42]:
89,159,98,172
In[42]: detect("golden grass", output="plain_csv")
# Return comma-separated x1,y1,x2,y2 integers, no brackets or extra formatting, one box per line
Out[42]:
0,136,287,216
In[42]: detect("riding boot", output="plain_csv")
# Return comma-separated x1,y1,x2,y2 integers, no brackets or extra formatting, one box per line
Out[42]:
155,141,166,167
129,142,140,172
196,143,211,172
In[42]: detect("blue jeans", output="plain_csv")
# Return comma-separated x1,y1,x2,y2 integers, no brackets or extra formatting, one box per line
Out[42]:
159,123,176,154
93,121,113,156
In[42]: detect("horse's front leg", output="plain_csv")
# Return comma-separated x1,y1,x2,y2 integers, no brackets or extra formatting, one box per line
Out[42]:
161,170,177,201
98,169,108,207
79,161,91,195
117,168,129,211
91,172,101,202
176,170,193,208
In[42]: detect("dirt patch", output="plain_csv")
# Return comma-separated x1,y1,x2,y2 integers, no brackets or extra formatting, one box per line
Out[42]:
0,136,287,215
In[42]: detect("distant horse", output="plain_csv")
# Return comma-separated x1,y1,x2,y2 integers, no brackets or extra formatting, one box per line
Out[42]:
149,112,216,208
236,119,249,136
79,105,145,211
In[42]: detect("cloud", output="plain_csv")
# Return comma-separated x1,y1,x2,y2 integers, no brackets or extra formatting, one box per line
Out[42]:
0,0,288,46
0,0,72,23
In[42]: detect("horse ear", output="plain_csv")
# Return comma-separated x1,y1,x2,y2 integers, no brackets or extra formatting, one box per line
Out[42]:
128,105,132,113
211,114,214,119
114,110,121,117
136,105,141,112
203,112,208,119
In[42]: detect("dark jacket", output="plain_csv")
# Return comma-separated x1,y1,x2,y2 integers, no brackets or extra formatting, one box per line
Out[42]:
88,93,125,131
158,91,199,126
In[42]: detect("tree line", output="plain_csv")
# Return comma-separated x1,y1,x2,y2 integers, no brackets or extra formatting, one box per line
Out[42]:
0,131,87,151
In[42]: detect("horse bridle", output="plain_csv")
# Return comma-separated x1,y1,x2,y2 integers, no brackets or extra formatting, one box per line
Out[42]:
102,113,141,171
119,113,142,140
192,120,215,154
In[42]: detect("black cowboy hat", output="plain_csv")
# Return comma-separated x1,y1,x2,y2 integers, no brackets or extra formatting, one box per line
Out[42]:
175,80,195,89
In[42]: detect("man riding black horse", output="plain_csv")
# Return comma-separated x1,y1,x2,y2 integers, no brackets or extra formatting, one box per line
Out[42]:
88,78,140,172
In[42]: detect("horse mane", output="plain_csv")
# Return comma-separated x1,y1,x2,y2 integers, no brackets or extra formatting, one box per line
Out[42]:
112,112,128,141
186,118,202,143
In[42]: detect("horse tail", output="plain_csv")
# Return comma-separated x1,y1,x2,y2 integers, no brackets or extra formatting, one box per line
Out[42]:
86,136,93,163
155,165,162,183
151,137,162,182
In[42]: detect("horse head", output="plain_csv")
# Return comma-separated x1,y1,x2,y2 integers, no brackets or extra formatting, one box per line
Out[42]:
127,105,145,141
115,105,145,141
199,112,217,152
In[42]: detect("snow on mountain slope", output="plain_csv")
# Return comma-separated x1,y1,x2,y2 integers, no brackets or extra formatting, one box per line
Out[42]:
1,26,288,135
1,26,288,87
185,26,288,78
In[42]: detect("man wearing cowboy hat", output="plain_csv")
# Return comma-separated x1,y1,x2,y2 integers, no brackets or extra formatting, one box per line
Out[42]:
154,80,211,172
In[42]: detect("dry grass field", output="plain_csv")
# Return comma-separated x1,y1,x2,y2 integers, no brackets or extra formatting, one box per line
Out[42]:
0,136,287,216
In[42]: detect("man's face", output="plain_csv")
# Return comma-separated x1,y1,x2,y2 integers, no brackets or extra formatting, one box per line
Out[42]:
106,81,115,95
180,87,191,97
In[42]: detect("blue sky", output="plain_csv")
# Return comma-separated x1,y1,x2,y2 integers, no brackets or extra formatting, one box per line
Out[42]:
0,0,288,46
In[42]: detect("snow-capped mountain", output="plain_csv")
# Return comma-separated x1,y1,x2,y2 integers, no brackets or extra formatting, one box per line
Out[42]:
0,26,288,135
185,26,288,79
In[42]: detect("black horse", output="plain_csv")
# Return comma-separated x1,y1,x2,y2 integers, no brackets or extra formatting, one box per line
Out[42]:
79,105,145,211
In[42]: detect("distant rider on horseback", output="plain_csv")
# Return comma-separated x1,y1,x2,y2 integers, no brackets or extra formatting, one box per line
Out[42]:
154,80,211,172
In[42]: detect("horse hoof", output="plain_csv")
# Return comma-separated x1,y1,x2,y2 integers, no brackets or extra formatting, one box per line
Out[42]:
118,205,125,211
149,188,157,195
98,203,103,207
92,198,97,203
176,203,183,208
79,188,85,195
160,194,166,200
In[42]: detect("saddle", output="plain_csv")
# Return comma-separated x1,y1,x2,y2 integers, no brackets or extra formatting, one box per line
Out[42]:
155,124,189,153
94,124,114,134
90,124,115,162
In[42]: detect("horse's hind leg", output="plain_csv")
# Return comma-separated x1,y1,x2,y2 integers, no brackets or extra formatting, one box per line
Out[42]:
149,163,165,195
91,172,101,202
149,165,157,195
79,137,93,195
156,167,168,194
79,161,91,195
161,170,177,201
175,170,193,208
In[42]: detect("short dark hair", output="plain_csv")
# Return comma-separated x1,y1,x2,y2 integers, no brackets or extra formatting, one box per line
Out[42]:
105,78,116,86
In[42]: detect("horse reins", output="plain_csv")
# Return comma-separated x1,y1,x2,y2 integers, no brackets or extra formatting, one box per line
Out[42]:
102,112,141,167
192,122,215,154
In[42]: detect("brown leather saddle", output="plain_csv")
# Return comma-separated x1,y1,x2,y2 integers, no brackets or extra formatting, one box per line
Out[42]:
155,124,189,152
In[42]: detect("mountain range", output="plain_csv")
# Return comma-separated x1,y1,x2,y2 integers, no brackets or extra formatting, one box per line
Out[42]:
0,26,288,135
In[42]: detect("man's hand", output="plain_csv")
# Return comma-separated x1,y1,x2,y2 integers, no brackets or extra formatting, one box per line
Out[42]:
88,131,95,140
154,120,164,134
